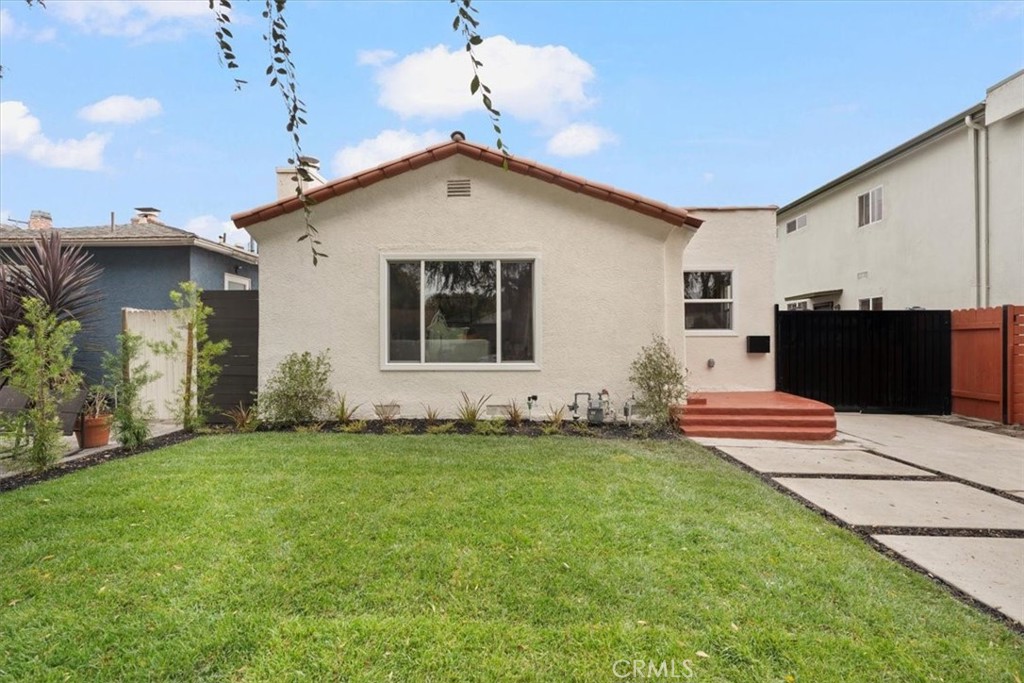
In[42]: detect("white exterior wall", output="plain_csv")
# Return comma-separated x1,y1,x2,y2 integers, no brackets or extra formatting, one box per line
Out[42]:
987,111,1024,305
776,127,978,310
776,72,1024,311
247,156,695,418
122,308,184,421
683,209,777,391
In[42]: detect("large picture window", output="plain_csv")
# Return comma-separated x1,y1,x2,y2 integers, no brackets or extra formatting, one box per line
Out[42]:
385,257,536,366
684,271,733,331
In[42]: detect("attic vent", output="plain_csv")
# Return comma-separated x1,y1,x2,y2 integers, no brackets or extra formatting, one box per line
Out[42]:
447,178,471,198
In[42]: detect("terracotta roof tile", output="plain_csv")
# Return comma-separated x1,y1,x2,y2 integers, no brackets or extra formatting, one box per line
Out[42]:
231,140,703,230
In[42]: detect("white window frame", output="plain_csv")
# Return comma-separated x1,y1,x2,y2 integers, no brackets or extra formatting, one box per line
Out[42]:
857,186,883,227
224,273,251,290
785,214,807,234
858,297,883,311
379,252,542,371
683,268,737,337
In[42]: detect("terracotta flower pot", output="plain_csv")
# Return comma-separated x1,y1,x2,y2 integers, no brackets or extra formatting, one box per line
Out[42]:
81,414,113,448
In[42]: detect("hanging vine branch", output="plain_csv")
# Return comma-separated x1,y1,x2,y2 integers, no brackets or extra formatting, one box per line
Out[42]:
451,0,509,166
206,0,507,264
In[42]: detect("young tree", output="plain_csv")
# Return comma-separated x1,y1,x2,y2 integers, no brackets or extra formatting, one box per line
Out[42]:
628,335,687,429
1,298,82,471
101,332,161,450
153,282,230,432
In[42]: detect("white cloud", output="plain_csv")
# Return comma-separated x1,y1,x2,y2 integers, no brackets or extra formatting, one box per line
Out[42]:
371,36,596,126
79,95,162,124
49,0,212,41
0,101,109,171
184,215,251,247
0,9,13,37
357,49,396,67
0,7,57,42
546,123,616,157
977,1,1024,21
331,128,445,176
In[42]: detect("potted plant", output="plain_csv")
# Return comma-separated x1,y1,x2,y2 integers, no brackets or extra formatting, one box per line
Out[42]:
81,386,113,448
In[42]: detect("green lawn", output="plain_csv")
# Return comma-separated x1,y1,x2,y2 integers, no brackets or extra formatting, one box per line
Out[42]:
1,434,1021,681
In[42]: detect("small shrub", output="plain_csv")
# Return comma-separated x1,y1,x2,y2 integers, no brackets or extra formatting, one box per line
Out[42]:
542,404,567,436
503,399,525,428
294,422,326,433
334,393,361,423
384,422,414,435
223,402,261,433
421,403,442,423
473,418,506,436
373,401,400,423
426,422,456,435
338,420,367,434
102,332,160,450
628,334,687,429
260,350,334,426
568,420,592,436
455,392,491,426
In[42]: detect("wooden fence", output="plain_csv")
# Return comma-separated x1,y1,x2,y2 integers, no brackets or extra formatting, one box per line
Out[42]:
951,305,1024,425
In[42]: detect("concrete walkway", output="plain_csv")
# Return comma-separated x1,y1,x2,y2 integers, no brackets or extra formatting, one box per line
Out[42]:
696,415,1024,626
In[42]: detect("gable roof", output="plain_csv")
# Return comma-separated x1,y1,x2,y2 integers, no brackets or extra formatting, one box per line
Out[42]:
231,140,704,230
0,223,259,264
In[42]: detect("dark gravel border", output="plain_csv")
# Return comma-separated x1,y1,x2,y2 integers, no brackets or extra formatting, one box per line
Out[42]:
708,445,1024,635
0,430,195,494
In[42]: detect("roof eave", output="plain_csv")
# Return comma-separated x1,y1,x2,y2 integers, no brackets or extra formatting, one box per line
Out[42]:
778,102,985,216
232,141,702,230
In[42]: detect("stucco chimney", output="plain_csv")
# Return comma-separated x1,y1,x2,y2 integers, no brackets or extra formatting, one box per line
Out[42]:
28,210,52,230
132,207,162,224
276,156,327,200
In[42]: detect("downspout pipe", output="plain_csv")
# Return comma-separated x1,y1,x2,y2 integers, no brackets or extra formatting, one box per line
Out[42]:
965,114,989,307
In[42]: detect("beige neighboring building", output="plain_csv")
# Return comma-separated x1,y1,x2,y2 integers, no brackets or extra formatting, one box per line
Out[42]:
232,137,777,417
776,70,1024,311
683,207,778,392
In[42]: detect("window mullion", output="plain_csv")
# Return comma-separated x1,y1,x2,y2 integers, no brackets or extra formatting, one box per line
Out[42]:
496,259,502,364
419,260,426,365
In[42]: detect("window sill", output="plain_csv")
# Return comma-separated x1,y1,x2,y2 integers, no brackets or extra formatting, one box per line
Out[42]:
685,330,739,337
380,362,542,372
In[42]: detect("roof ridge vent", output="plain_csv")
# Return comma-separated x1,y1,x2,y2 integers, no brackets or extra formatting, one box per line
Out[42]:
446,178,471,198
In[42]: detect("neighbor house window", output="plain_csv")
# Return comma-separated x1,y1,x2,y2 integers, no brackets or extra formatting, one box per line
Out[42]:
859,297,883,311
224,273,251,290
787,301,808,311
384,257,536,366
684,271,733,330
857,186,883,226
785,214,807,234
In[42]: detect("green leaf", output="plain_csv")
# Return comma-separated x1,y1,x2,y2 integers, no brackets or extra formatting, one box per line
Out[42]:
470,75,480,95
469,34,483,45
452,16,460,30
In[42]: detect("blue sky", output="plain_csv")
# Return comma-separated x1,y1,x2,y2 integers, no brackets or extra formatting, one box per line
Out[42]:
0,0,1021,244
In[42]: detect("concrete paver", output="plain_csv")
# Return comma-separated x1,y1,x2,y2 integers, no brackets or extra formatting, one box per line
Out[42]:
872,535,1024,624
720,446,934,476
773,478,1024,529
837,414,1024,495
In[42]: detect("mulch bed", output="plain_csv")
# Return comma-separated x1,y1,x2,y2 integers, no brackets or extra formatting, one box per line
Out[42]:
0,430,195,494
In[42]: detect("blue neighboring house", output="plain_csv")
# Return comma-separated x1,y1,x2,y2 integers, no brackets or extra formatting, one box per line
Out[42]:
0,208,258,383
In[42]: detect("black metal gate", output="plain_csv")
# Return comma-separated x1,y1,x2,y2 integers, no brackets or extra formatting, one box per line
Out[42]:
202,290,258,423
775,307,951,414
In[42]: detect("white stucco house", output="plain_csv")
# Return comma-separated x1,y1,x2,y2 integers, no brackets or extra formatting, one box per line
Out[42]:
232,137,776,418
776,69,1024,311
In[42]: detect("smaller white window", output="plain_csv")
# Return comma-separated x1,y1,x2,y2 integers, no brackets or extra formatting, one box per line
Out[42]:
858,297,883,311
224,273,251,290
684,271,733,331
857,186,883,227
787,301,808,311
785,214,807,234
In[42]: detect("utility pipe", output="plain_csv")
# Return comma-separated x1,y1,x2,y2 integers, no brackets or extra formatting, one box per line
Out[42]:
965,114,990,307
